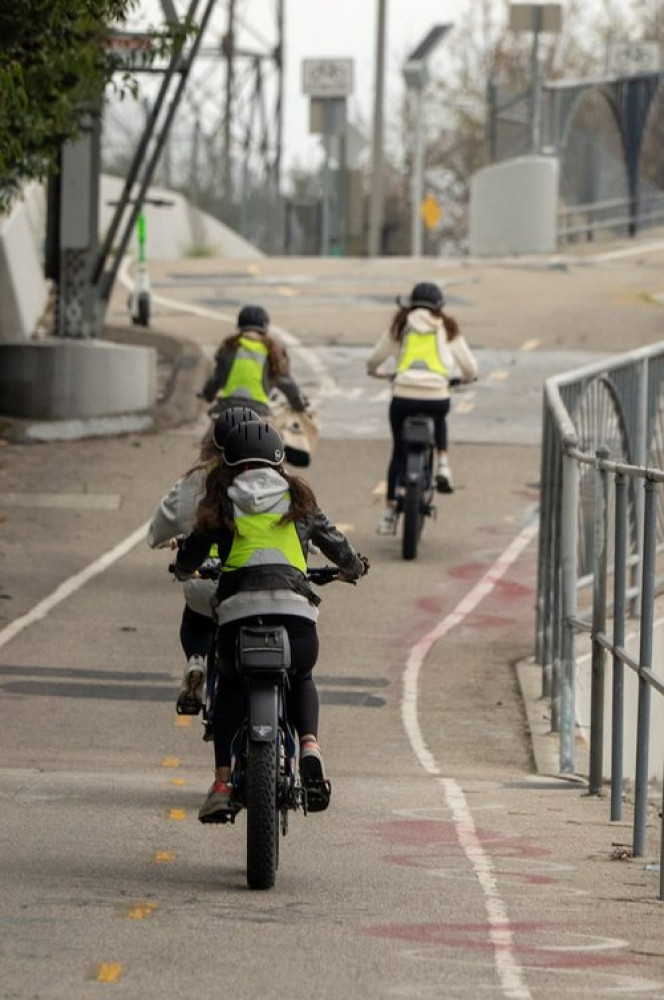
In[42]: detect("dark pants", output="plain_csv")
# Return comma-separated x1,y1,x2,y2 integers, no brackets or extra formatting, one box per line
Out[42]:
179,605,215,660
213,615,319,769
387,396,451,501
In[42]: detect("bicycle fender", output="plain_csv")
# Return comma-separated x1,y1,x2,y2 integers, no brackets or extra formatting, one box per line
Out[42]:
248,685,279,742
405,450,425,483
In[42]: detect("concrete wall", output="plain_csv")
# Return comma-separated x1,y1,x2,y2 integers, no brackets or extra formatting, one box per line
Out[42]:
0,340,156,420
469,155,559,256
100,175,263,261
0,184,48,342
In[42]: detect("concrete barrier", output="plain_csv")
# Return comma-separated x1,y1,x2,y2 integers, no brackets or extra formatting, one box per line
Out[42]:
469,155,559,256
0,339,156,421
0,185,48,342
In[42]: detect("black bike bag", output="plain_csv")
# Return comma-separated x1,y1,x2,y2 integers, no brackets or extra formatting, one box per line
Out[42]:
402,415,435,447
236,625,292,676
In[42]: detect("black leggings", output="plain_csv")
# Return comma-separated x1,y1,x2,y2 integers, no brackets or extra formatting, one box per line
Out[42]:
387,396,451,501
179,605,215,660
213,615,319,769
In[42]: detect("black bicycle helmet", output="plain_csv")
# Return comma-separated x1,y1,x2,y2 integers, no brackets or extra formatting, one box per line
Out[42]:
237,304,269,334
212,406,261,451
397,281,444,311
223,420,285,468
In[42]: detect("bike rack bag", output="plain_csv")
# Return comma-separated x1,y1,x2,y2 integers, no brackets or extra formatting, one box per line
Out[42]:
402,415,435,447
236,625,292,674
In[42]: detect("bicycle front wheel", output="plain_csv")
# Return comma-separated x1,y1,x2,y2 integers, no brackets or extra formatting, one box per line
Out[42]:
246,741,278,890
402,480,423,560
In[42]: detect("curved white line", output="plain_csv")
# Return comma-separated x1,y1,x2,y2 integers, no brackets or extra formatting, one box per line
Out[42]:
0,520,151,651
402,520,538,1000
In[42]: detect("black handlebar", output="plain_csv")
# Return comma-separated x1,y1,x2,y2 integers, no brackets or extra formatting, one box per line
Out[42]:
168,562,345,584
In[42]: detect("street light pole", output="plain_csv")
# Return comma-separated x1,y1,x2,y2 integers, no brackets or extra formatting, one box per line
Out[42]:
411,85,425,257
402,24,452,257
368,0,387,257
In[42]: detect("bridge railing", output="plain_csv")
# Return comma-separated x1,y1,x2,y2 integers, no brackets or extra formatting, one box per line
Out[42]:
537,343,664,896
558,193,664,244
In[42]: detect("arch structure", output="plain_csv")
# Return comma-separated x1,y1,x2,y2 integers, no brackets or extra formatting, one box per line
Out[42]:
543,72,664,235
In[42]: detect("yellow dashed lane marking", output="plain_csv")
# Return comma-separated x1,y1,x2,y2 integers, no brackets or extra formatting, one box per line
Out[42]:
127,902,157,920
456,401,475,414
174,715,192,728
95,963,123,983
169,808,187,821
373,480,386,495
247,264,260,275
161,756,180,767
170,777,187,786
154,850,176,864
277,285,295,296
521,339,539,351
488,370,509,381
336,523,353,532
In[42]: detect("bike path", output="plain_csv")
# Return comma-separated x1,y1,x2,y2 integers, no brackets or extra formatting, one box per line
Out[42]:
2,245,664,997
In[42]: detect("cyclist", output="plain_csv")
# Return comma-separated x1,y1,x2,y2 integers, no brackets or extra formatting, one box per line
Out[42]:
172,420,369,821
366,281,478,534
148,406,259,714
200,304,309,419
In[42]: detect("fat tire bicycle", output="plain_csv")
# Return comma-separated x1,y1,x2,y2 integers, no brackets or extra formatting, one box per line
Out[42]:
177,563,342,890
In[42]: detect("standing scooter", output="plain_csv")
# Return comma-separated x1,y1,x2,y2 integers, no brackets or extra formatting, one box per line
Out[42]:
128,210,151,327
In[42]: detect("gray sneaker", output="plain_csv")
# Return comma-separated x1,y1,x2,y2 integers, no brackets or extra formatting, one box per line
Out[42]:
436,461,454,494
176,654,206,715
376,509,396,535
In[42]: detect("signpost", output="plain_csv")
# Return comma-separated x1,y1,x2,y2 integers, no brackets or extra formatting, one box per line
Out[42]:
303,58,354,256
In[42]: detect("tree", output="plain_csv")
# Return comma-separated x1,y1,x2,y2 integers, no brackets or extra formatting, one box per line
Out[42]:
0,0,138,211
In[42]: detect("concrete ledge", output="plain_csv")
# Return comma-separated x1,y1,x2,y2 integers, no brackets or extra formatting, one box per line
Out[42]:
0,339,156,420
0,324,211,443
515,656,589,783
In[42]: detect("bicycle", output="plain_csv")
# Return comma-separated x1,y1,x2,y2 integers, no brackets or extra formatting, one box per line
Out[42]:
175,563,342,890
372,375,466,561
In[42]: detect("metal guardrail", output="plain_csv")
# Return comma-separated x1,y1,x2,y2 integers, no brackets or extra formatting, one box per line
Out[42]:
537,344,664,898
558,193,664,243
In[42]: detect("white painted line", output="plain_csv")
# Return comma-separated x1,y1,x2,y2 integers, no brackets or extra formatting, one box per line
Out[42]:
0,493,122,511
0,520,151,651
401,519,538,1000
590,240,664,262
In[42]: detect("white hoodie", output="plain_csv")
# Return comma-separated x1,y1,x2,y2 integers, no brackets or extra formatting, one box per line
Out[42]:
366,308,478,400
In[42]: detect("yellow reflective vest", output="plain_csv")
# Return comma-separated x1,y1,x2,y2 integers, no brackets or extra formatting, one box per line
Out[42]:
218,336,270,405
396,327,448,376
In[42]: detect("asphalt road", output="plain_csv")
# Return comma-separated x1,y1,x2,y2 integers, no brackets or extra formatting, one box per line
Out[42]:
2,238,664,999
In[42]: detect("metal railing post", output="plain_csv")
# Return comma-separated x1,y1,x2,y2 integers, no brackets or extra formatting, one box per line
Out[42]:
560,446,578,774
610,471,627,821
633,477,657,857
589,446,609,795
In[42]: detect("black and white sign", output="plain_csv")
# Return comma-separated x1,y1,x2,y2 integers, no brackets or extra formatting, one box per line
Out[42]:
302,58,354,98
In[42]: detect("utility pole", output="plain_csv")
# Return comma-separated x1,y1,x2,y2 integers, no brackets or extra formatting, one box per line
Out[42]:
223,0,236,208
368,0,387,256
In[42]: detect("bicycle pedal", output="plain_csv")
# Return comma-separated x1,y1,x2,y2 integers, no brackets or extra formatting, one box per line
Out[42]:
199,804,240,825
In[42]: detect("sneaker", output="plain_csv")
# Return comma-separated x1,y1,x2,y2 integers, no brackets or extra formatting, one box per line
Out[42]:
436,460,454,494
376,509,396,535
176,654,206,715
300,740,332,813
198,779,232,822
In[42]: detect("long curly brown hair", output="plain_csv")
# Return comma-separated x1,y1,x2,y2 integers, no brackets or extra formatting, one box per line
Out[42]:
195,463,317,533
389,305,460,343
216,331,288,378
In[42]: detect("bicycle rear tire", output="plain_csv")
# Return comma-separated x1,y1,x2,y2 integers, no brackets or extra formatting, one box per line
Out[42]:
246,741,278,890
402,480,422,560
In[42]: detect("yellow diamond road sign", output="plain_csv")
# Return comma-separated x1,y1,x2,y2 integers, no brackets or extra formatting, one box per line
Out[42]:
420,195,442,229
